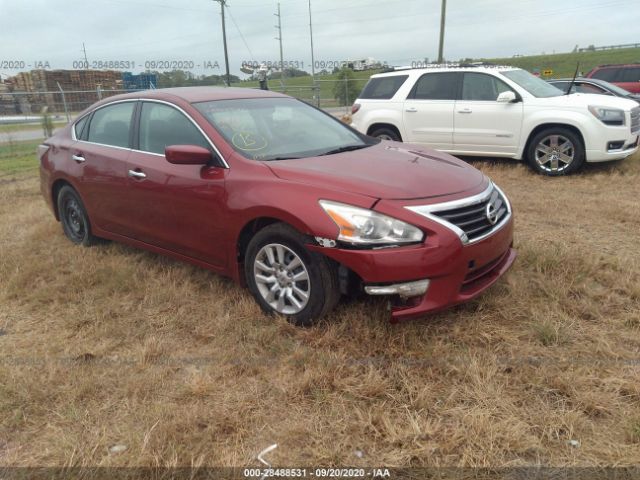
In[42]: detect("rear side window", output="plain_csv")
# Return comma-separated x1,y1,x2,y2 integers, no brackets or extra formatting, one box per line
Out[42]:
590,68,620,82
86,102,135,148
139,102,210,155
619,67,640,82
359,75,408,99
576,83,607,94
410,72,459,100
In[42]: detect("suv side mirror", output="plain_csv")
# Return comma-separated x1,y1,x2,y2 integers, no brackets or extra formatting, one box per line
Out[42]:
165,145,213,165
497,91,517,103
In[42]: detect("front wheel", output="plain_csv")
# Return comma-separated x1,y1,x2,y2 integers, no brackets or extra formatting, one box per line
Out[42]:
245,223,340,326
526,128,585,176
369,127,401,141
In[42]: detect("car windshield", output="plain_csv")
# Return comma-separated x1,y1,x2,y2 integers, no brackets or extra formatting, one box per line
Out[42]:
194,97,374,161
501,69,564,98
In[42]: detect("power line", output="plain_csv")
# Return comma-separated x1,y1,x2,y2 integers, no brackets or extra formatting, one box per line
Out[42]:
227,6,254,61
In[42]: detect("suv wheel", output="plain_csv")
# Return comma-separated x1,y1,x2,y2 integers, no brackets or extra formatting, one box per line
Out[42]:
57,186,97,246
245,223,340,326
526,127,585,176
369,127,401,141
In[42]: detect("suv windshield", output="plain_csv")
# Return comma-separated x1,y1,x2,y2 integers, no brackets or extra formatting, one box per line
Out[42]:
501,69,564,98
194,97,374,161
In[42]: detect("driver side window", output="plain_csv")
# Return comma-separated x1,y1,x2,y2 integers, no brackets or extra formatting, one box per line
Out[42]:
462,73,512,101
139,102,210,155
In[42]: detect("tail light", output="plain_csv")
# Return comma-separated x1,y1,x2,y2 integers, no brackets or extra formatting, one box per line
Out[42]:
351,103,361,115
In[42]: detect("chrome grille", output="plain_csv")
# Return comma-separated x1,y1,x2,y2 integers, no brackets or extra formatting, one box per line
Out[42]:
406,183,511,245
431,188,508,241
631,107,640,135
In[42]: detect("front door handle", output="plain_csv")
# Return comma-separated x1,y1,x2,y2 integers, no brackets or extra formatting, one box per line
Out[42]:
458,109,472,114
128,169,147,179
72,154,85,163
405,107,418,113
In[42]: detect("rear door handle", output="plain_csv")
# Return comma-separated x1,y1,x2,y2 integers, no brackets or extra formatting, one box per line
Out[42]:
72,154,85,163
128,169,147,179
458,109,472,114
405,107,418,113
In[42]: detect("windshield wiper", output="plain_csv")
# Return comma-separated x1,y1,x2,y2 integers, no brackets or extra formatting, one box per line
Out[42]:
317,144,369,156
267,156,302,161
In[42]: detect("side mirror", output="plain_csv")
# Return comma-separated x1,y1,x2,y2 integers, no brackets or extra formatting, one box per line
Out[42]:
497,91,517,103
165,145,213,165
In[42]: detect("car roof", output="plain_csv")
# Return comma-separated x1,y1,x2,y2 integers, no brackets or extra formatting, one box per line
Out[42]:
550,77,610,86
371,64,519,78
95,86,289,104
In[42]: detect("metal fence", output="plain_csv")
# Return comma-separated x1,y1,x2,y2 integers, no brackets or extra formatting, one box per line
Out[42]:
0,77,368,126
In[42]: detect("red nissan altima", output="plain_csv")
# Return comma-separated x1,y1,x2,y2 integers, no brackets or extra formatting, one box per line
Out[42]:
39,87,516,325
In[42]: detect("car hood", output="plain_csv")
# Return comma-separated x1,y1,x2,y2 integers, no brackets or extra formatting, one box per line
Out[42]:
531,93,639,111
266,141,485,200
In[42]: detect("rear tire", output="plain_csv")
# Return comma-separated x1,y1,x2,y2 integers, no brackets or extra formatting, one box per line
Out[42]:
245,223,340,326
369,126,401,141
526,127,585,176
57,186,97,246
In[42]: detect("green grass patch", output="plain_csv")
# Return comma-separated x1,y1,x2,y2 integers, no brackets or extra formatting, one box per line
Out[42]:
0,121,66,134
0,140,41,175
478,47,640,78
231,69,377,107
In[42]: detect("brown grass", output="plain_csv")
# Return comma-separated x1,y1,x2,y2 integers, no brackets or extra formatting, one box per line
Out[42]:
0,151,639,469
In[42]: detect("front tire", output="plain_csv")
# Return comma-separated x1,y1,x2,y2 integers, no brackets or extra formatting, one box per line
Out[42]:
57,186,97,246
369,126,401,141
245,223,340,326
526,127,585,176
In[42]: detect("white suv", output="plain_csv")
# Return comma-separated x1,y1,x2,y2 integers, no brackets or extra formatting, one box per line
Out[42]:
350,65,640,175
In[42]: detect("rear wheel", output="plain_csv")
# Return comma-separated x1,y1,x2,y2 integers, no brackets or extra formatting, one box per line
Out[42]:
57,186,97,246
526,127,585,176
369,126,401,141
245,223,340,326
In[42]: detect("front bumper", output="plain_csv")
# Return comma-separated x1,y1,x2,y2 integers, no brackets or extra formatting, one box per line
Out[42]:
586,135,639,162
308,213,515,322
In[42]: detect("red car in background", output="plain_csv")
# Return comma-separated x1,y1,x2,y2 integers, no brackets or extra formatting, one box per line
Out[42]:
39,87,515,325
585,64,640,94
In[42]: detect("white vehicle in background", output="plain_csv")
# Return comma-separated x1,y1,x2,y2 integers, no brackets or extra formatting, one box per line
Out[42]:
350,65,640,175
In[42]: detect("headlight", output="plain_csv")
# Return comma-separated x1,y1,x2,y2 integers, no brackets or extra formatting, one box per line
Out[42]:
319,200,424,245
588,105,625,126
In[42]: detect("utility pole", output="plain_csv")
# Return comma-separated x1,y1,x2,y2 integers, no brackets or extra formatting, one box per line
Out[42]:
308,0,315,79
274,3,285,87
214,0,231,86
437,0,446,63
82,42,89,68
308,0,318,106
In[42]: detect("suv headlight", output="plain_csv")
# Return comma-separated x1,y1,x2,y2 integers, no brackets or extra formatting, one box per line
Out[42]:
319,200,424,245
588,105,625,126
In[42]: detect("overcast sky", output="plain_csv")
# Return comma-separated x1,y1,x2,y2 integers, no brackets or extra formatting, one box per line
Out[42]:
1,0,638,78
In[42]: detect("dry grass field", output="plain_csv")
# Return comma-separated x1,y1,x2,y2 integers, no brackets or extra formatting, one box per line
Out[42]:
0,141,639,471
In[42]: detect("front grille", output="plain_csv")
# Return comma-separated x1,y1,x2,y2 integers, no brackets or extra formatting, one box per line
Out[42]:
631,107,640,136
431,186,509,242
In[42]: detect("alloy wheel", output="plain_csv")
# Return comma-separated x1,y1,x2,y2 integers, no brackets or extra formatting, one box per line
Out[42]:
535,134,575,173
253,243,310,315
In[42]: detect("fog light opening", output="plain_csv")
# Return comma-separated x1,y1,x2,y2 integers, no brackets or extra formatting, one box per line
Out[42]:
607,140,625,151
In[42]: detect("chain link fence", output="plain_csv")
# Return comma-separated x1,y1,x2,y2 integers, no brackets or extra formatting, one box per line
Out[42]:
0,77,368,128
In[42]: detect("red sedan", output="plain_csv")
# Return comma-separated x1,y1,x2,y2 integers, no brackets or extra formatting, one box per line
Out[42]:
39,87,516,325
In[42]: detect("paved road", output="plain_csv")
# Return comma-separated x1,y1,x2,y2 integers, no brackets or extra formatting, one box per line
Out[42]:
0,129,59,143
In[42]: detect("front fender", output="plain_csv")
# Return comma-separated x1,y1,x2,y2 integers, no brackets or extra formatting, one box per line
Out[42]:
518,110,591,158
